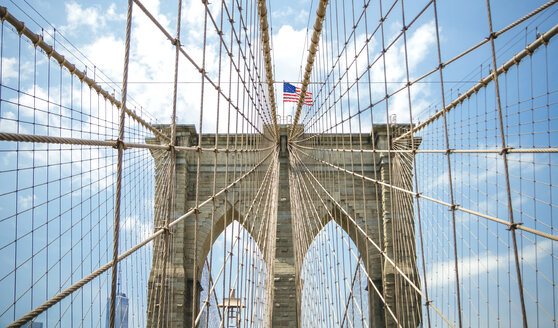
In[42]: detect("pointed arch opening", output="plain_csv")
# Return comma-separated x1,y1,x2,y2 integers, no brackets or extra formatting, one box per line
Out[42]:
198,221,270,328
300,221,370,327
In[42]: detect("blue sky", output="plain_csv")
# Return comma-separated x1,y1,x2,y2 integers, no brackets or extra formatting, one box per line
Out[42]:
2,0,555,129
0,0,557,327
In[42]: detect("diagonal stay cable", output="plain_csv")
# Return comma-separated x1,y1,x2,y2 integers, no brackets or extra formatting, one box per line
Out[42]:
203,0,275,129
290,148,401,327
394,22,558,142
6,148,274,328
298,0,557,137
131,0,270,140
293,143,558,154
257,0,279,140
0,6,170,143
195,150,279,326
0,131,276,153
292,2,558,144
289,0,329,139
292,144,558,242
291,162,372,327
289,148,455,327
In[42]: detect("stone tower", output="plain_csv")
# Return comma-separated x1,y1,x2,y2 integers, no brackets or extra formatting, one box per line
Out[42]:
146,124,421,327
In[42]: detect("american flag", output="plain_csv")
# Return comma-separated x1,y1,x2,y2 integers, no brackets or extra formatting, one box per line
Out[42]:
283,82,313,106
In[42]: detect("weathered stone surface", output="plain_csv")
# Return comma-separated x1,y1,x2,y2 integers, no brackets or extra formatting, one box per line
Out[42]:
147,124,421,327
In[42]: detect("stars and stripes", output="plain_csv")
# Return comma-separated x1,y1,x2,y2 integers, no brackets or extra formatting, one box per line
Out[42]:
283,82,313,106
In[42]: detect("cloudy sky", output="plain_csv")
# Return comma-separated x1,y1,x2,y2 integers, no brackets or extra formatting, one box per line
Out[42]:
0,0,556,327
3,0,315,134
4,0,553,133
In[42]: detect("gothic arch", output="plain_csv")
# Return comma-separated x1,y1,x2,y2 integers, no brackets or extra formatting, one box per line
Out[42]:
197,203,268,279
297,201,388,327
299,201,380,275
197,212,270,327
300,219,371,327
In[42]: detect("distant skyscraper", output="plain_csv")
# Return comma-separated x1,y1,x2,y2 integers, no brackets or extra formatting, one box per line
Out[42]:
105,293,129,328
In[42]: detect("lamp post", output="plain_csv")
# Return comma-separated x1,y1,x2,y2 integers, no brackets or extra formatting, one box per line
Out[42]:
218,288,245,328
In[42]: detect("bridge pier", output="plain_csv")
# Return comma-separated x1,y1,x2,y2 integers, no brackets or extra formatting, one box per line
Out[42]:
271,141,299,327
146,124,421,327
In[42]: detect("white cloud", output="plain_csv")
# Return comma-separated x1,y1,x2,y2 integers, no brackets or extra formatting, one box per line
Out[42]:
272,25,307,83
24,2,438,133
121,215,153,242
65,2,101,31
1,57,18,80
406,20,437,70
271,7,310,28
66,0,229,132
426,239,553,288
355,20,437,123
281,18,436,128
0,111,22,134
3,82,117,192
63,2,124,33
387,83,431,122
182,0,207,42
18,194,37,211
106,3,124,21
82,35,125,82
374,20,436,83
422,152,546,220
6,85,52,123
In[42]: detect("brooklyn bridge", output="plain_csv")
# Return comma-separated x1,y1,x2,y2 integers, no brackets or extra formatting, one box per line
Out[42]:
0,0,557,327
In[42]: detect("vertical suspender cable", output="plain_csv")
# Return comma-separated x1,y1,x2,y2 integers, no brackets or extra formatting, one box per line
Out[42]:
110,1,133,327
484,1,528,326
432,1,463,326
156,0,182,326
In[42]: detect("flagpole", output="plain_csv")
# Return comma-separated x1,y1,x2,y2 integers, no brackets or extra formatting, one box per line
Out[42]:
282,81,285,124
